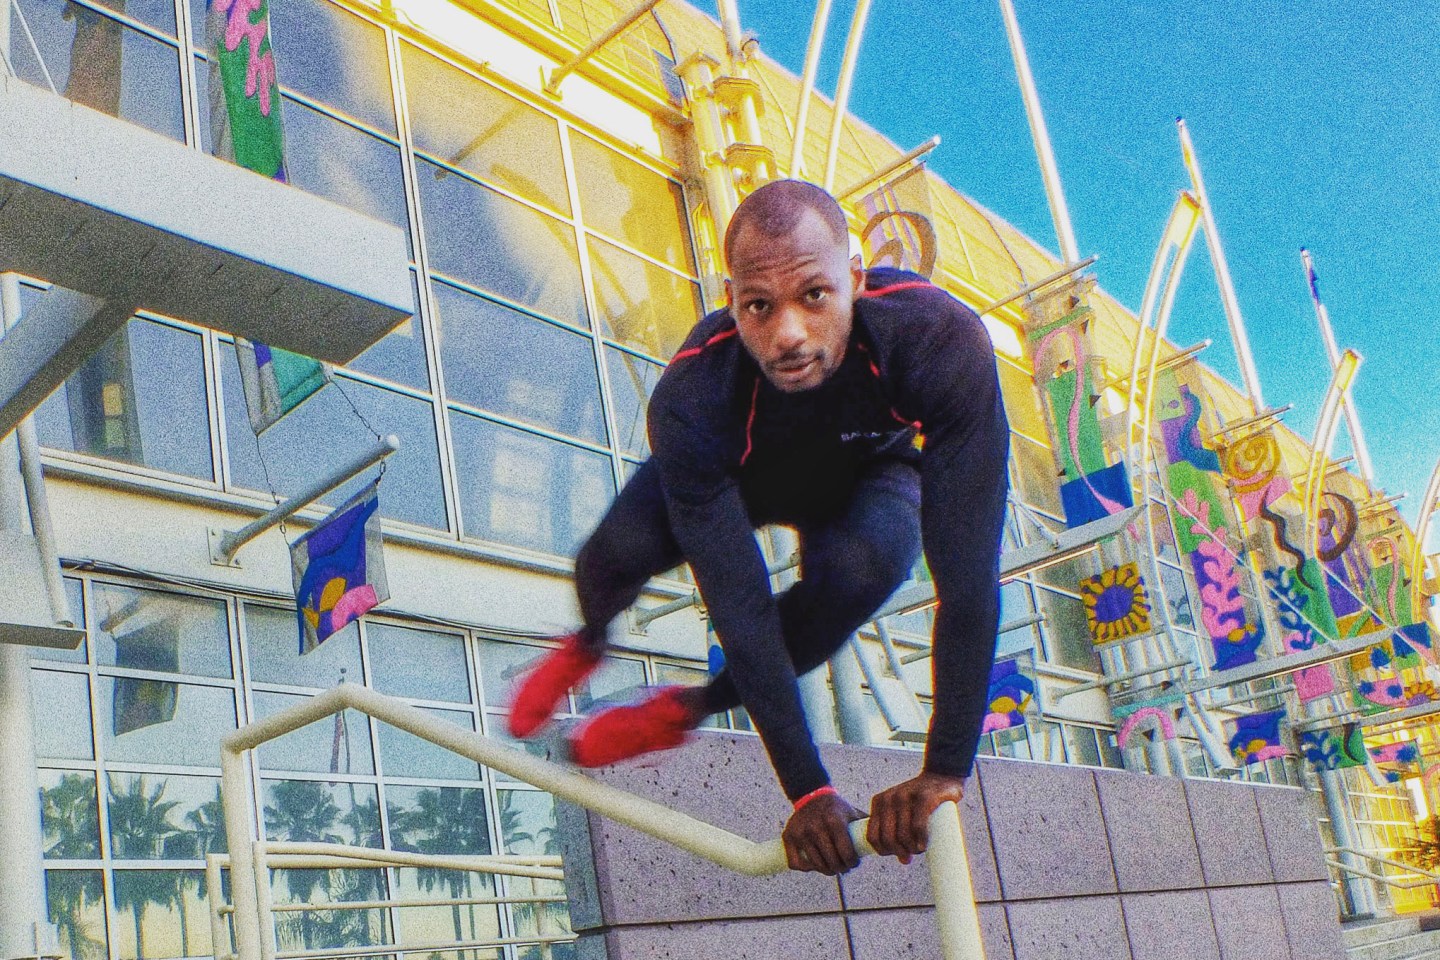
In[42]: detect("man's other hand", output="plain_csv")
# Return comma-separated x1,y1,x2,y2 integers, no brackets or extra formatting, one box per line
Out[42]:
782,791,864,875
867,771,965,865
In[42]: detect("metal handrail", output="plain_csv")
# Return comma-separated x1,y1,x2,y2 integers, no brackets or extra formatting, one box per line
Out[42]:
219,683,986,960
1327,846,1440,886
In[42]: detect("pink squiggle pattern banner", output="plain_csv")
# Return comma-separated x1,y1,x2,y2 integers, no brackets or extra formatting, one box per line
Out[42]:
215,0,277,115
1117,707,1176,749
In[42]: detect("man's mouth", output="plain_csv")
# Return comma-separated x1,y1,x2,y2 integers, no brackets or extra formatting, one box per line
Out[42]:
773,356,817,376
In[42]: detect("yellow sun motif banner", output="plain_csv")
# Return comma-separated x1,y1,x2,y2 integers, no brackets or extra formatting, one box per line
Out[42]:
1079,563,1152,646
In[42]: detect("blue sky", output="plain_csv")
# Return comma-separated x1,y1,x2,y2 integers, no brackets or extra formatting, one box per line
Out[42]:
733,1,1440,528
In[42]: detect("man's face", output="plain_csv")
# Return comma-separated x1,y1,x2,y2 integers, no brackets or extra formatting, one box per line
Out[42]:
726,209,862,393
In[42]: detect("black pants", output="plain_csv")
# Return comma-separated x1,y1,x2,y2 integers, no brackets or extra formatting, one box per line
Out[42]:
573,459,922,717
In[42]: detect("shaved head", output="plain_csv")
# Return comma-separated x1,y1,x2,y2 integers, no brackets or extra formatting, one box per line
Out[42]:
724,180,849,270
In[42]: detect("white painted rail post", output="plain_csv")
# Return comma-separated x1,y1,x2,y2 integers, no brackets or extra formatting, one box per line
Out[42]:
928,800,987,960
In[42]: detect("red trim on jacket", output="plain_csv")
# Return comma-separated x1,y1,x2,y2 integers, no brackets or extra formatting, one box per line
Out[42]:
855,341,923,430
670,326,738,362
856,281,935,299
739,379,760,465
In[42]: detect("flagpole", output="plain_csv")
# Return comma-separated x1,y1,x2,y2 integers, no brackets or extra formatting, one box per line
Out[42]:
1301,248,1374,485
821,0,873,192
995,0,1079,265
789,0,833,178
1176,118,1264,415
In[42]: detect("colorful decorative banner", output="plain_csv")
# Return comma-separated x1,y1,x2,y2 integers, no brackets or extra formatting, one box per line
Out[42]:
1079,563,1151,645
1300,723,1367,772
1222,429,1291,522
292,482,389,654
981,657,1035,734
1059,461,1133,528
1266,564,1338,701
1167,462,1231,555
1364,537,1413,627
858,163,937,278
1392,622,1438,669
1179,481,1263,670
1156,379,1222,473
207,0,286,180
235,338,330,433
1228,709,1287,766
1116,706,1176,749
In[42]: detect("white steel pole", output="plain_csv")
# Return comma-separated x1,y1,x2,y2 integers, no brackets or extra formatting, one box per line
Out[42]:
927,801,986,960
714,0,746,71
788,0,833,178
1301,248,1374,484
1177,117,1265,415
821,0,874,192
0,280,56,960
995,0,1079,265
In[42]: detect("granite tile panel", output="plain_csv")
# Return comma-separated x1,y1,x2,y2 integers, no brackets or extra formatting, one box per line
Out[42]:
596,914,853,960
981,758,1118,899
825,745,1001,909
556,731,841,927
1254,785,1329,883
1277,881,1346,960
1006,896,1132,960
1121,890,1220,960
845,903,1014,960
1185,778,1275,887
1208,885,1291,960
1094,768,1205,893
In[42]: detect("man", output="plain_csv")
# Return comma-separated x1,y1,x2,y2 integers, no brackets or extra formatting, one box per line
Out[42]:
508,179,1009,876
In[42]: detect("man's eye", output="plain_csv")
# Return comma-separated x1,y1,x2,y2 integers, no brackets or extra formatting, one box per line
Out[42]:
745,300,769,315
805,288,829,302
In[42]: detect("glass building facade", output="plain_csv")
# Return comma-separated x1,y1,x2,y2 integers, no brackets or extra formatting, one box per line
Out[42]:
5,0,1438,956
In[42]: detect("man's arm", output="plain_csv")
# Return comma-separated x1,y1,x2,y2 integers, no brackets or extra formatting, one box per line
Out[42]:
868,295,1010,860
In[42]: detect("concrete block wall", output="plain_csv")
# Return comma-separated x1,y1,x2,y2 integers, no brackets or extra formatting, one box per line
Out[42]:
555,732,1346,960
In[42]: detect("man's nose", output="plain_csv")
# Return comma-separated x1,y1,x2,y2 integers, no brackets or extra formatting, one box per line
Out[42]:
772,306,807,353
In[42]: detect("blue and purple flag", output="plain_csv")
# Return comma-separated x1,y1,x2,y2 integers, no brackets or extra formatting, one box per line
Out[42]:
1228,709,1288,766
291,481,388,654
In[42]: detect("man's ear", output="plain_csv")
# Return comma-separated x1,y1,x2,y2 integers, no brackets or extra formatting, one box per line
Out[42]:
724,277,733,311
850,255,865,293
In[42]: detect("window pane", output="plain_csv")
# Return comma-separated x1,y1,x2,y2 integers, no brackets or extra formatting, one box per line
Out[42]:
401,43,568,215
588,237,701,359
10,0,183,140
282,95,409,235
267,0,394,132
40,771,101,860
222,347,448,530
451,412,614,557
111,869,209,960
367,623,469,703
100,679,237,767
1035,588,1101,673
604,348,660,458
418,160,586,327
1011,434,1062,516
496,790,570,947
253,692,374,775
46,870,107,960
387,785,490,853
268,868,389,955
1062,725,1102,768
346,273,429,391
391,865,500,953
433,283,605,444
572,134,691,271
95,0,176,35
477,640,548,711
572,657,646,713
35,319,213,481
377,708,480,780
31,670,95,761
93,584,231,679
245,604,361,690
263,779,381,847
107,773,226,859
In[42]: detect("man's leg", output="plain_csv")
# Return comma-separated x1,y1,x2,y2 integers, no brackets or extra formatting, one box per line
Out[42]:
699,462,922,716
509,461,683,737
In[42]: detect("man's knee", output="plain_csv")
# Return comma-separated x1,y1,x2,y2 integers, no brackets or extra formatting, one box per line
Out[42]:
809,526,918,613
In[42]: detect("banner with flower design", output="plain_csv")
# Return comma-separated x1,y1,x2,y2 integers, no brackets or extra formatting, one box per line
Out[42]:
1079,563,1152,646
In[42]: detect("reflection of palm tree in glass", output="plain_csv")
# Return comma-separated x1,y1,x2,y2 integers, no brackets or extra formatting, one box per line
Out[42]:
39,775,105,960
498,793,567,956
264,781,341,950
389,788,491,942
108,777,182,958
